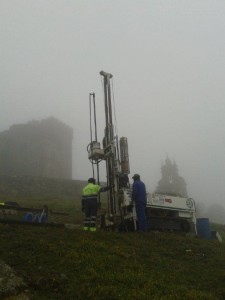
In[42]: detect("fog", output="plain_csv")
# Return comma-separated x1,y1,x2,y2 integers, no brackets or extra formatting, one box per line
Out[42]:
1,1,225,214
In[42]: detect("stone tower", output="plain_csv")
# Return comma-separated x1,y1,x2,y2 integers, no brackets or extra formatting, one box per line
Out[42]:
0,117,73,179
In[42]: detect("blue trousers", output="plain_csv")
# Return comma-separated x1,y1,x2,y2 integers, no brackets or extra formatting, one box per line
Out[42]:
84,198,98,228
135,202,148,231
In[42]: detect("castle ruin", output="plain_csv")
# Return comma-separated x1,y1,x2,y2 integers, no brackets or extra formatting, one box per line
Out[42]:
0,117,73,179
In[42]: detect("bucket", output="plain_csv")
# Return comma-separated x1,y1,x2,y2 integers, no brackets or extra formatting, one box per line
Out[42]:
196,218,211,239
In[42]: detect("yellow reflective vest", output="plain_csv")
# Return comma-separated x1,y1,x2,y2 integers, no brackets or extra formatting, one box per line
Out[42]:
82,183,101,198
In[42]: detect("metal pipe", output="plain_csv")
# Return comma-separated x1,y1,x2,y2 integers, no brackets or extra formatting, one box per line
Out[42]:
89,93,93,144
100,71,116,215
100,71,114,145
92,93,98,142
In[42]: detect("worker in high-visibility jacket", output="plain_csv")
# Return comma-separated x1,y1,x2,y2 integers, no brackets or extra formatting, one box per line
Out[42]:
81,178,111,232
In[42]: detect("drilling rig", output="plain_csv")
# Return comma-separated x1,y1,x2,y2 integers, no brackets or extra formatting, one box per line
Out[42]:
87,71,136,231
87,71,196,233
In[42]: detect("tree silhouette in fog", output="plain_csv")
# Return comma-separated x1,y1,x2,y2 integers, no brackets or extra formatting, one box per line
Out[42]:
155,157,188,197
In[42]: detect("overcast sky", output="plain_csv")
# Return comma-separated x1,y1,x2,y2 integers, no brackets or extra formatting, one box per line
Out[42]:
1,1,225,208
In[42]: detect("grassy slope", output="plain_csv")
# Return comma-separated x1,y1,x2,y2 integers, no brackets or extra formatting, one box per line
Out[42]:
1,182,225,300
0,224,225,300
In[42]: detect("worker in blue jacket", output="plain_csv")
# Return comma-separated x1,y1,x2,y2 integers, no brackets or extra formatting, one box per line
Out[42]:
132,174,148,232
82,178,111,232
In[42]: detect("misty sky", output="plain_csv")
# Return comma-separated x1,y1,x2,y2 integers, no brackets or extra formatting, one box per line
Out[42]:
1,1,225,209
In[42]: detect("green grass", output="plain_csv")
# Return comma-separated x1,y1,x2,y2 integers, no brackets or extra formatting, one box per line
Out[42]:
0,189,109,225
211,223,225,240
1,195,225,299
0,223,225,299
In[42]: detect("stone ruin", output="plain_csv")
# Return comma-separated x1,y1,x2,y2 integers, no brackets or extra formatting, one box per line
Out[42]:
0,117,73,180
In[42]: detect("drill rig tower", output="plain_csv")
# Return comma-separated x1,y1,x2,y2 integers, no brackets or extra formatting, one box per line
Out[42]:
87,71,136,230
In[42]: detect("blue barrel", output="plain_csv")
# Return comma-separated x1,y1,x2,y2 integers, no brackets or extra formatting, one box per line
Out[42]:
196,218,211,239
23,212,33,222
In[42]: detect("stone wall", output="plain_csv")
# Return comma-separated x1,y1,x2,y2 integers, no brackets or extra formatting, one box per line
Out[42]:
0,175,85,199
0,117,73,179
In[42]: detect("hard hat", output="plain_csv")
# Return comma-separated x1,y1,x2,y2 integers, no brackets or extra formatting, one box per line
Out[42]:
132,174,140,180
88,177,96,184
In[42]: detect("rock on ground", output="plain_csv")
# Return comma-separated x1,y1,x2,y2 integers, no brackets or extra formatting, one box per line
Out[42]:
0,260,27,299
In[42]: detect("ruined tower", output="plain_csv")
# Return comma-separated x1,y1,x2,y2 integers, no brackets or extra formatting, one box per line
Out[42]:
0,117,73,179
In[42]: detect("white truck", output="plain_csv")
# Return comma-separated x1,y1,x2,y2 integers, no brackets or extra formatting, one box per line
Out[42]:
146,193,196,233
118,189,196,233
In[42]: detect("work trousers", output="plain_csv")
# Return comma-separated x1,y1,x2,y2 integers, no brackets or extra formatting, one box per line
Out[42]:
83,198,98,230
135,202,148,232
